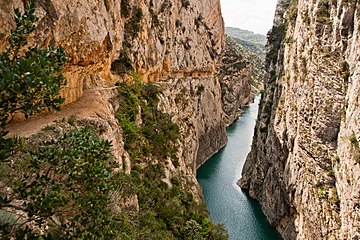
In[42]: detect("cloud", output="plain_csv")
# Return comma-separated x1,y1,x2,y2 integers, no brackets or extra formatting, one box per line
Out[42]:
220,0,278,35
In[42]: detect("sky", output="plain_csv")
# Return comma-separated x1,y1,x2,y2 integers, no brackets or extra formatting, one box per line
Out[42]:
220,0,278,35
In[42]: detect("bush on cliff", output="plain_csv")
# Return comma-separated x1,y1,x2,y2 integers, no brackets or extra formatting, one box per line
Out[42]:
0,82,228,238
114,82,228,239
0,2,227,238
0,0,66,127
0,126,124,239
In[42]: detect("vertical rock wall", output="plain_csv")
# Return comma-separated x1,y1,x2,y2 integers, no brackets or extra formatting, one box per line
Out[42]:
239,0,360,239
157,76,227,171
0,0,123,103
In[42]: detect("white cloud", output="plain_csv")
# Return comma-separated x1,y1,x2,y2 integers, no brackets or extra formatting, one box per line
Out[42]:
220,0,278,35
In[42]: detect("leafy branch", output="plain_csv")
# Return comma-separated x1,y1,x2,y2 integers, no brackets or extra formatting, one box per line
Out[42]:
0,0,66,127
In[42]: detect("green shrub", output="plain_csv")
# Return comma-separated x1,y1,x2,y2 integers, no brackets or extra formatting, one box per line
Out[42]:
342,61,350,82
114,82,228,238
123,6,143,39
316,0,331,25
120,0,131,18
121,163,227,239
0,127,124,238
0,1,66,126
349,133,359,148
1,90,227,239
349,133,360,163
0,131,15,161
160,0,172,13
286,0,298,27
116,82,179,161
181,219,203,240
330,187,340,208
130,7,143,33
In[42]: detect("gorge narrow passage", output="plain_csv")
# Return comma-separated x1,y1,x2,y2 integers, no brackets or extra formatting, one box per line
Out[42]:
197,95,282,240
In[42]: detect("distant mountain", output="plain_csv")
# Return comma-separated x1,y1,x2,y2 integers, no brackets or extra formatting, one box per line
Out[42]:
225,27,266,58
225,27,267,45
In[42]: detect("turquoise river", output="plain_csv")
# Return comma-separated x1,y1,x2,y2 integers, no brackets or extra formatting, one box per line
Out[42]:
197,95,282,240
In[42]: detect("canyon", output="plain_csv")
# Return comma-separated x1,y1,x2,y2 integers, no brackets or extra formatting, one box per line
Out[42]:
1,0,359,239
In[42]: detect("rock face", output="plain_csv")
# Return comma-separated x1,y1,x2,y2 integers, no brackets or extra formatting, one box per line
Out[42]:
157,76,227,170
0,1,256,237
225,27,267,87
239,0,360,239
0,0,121,104
217,36,253,126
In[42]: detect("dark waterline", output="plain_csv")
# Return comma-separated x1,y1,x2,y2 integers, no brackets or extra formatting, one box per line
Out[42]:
197,95,282,240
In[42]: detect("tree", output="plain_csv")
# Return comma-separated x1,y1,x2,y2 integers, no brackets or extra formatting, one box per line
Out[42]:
0,0,66,127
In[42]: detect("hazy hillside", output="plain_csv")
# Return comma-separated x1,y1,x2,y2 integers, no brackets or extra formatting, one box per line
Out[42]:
225,27,266,58
232,37,265,59
225,27,267,45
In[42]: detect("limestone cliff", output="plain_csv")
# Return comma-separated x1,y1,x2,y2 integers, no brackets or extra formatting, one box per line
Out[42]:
0,1,257,236
239,0,360,239
225,27,267,88
217,36,253,126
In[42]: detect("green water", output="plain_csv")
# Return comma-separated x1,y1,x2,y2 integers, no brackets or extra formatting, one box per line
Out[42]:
197,95,282,240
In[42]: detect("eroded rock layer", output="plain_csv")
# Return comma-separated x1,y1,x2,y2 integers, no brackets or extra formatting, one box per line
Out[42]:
239,0,360,239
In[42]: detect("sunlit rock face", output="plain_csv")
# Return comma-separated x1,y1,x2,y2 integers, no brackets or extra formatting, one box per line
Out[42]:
239,0,360,239
0,0,224,104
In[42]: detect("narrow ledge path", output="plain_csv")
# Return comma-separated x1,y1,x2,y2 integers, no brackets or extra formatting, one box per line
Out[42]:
6,88,118,137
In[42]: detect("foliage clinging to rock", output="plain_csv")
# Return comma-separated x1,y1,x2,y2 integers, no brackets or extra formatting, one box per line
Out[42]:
0,127,122,239
0,1,66,127
116,82,180,162
114,82,228,239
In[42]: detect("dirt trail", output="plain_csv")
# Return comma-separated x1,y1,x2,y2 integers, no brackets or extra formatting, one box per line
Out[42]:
6,88,118,137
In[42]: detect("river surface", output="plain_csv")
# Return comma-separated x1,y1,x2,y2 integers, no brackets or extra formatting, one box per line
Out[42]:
197,95,282,240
